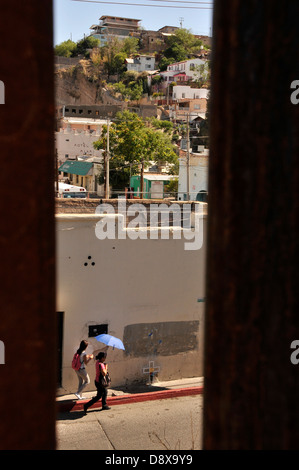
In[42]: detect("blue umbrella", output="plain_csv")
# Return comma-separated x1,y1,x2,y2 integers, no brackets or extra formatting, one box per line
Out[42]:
95,334,125,350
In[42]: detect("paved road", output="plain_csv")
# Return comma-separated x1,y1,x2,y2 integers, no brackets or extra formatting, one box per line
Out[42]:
56,394,203,451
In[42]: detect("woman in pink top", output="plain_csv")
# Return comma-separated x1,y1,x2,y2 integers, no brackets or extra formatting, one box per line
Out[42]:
83,352,111,413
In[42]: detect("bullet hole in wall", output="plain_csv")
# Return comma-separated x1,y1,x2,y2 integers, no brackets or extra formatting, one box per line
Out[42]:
84,256,95,266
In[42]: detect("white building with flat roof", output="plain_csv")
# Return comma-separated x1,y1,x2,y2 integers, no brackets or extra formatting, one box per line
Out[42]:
125,55,156,73
55,116,106,165
172,85,209,101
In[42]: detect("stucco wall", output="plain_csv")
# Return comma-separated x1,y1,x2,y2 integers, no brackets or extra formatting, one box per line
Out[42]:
56,210,207,394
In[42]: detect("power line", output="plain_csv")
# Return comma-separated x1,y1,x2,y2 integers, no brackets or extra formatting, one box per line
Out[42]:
130,0,212,3
143,0,212,3
71,0,213,9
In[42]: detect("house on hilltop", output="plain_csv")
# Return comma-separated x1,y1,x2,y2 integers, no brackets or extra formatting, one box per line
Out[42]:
90,16,141,44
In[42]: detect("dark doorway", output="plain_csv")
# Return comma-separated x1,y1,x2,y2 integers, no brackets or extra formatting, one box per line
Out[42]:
57,312,64,388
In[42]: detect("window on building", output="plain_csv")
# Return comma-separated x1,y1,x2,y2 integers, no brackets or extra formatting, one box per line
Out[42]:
88,324,108,337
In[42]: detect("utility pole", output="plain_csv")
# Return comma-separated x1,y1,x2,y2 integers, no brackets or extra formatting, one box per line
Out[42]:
55,148,59,197
186,113,190,201
105,118,110,199
140,158,144,199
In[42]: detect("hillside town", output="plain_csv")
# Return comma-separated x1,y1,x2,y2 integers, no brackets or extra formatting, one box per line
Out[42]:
55,14,209,394
55,15,211,202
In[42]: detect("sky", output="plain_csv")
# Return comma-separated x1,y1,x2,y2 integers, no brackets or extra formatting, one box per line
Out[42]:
53,0,214,45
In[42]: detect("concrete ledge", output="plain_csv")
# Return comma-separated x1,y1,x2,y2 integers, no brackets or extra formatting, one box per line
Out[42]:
57,386,204,413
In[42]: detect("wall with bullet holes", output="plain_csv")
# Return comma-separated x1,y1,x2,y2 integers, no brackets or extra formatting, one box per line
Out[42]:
56,212,207,394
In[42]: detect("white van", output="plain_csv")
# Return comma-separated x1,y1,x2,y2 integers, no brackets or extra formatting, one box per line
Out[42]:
57,182,87,198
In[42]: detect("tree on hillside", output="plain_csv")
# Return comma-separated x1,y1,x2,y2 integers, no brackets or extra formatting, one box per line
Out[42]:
93,111,178,191
193,61,211,87
76,36,100,57
158,28,204,70
109,70,151,101
100,37,127,78
108,81,143,101
121,37,139,56
54,39,77,58
54,36,99,58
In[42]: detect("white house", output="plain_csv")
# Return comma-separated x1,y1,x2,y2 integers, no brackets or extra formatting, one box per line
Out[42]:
125,55,156,73
55,128,103,166
160,58,205,84
172,85,209,101
90,16,141,44
55,116,106,166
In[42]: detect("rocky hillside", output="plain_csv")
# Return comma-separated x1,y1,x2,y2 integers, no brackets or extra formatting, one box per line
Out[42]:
55,59,122,106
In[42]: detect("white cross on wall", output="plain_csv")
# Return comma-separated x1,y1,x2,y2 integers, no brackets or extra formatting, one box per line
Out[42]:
142,360,160,383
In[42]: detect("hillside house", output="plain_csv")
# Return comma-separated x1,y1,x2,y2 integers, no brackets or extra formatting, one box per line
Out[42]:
160,58,206,85
125,55,156,73
90,16,141,44
169,86,209,122
55,108,107,166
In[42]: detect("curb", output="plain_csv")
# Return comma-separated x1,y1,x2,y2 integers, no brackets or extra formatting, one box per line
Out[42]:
57,386,204,413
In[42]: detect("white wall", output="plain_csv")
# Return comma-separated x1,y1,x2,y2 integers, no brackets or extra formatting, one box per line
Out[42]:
56,210,207,394
172,86,209,100
178,153,209,201
126,56,156,72
55,131,102,164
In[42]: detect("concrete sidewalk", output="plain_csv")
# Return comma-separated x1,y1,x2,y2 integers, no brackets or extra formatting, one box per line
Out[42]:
56,377,204,413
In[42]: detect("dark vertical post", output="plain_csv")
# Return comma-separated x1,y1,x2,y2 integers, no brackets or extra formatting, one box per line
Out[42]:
203,0,299,449
140,158,144,199
0,2,56,449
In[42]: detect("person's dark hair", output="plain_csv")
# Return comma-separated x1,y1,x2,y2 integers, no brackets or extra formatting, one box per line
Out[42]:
96,352,106,360
77,340,88,354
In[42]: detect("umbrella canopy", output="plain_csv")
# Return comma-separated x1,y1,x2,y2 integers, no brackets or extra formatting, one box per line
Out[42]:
95,334,125,350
